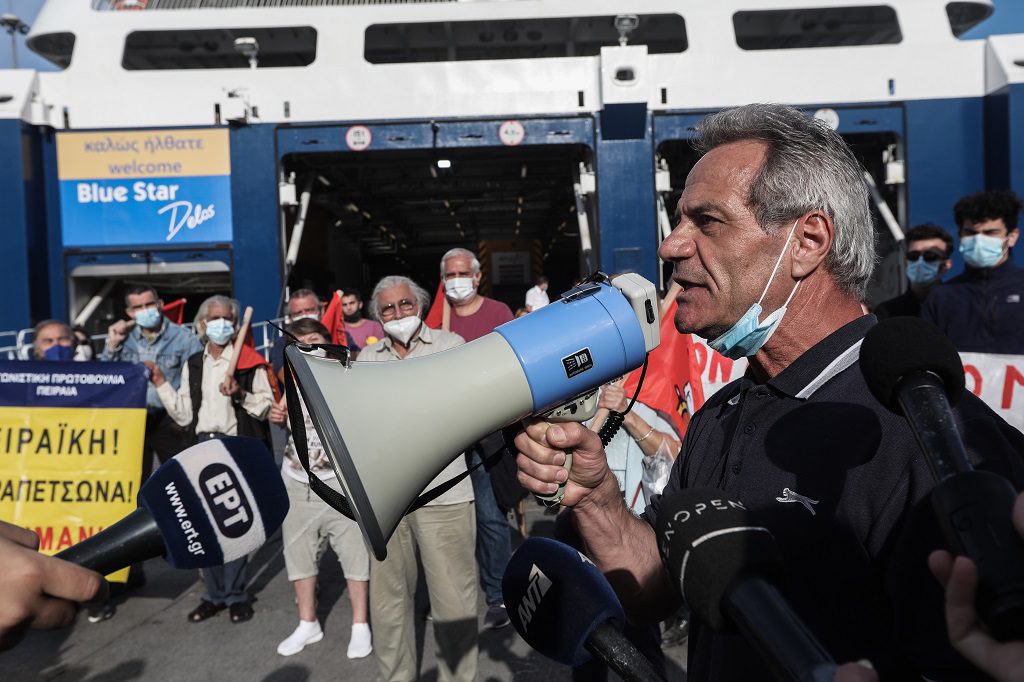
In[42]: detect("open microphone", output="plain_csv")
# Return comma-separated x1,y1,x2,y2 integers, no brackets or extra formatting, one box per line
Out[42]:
56,437,289,575
860,316,1024,640
656,488,837,682
502,537,664,682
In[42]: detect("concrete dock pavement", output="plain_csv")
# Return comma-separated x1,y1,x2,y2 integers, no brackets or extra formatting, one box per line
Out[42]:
6,504,687,681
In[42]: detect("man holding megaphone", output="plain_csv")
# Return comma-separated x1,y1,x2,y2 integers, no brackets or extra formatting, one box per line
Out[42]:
358,275,479,682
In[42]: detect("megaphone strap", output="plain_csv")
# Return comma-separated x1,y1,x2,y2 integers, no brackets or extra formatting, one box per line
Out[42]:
282,345,506,521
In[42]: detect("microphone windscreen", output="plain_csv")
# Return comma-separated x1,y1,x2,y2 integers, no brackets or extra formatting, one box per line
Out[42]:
859,317,965,411
656,488,783,632
138,437,288,569
502,537,624,666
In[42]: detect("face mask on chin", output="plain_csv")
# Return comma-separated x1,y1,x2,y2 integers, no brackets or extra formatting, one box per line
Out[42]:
706,220,802,360
445,277,477,303
383,316,422,345
343,312,361,324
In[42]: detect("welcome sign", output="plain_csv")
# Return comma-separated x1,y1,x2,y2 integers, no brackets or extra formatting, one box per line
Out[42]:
57,129,233,247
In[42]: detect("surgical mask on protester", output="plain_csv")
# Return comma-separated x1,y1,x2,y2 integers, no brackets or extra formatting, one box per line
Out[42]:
43,345,74,361
206,319,235,346
707,220,802,360
134,306,162,329
74,344,94,361
288,313,319,323
445,277,476,302
959,234,1006,269
383,316,421,345
907,258,943,286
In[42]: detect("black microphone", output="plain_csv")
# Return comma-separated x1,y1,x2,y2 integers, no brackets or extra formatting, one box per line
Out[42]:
860,317,1024,640
502,537,665,682
57,437,289,575
656,488,837,682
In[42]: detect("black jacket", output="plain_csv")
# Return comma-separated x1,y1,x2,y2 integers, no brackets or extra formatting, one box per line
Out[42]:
922,260,1024,354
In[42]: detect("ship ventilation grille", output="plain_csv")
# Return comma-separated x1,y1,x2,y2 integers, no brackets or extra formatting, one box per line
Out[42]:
93,0,454,10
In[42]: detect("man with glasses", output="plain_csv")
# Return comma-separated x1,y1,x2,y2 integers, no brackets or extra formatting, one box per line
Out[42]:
359,275,478,682
874,224,953,320
923,190,1024,353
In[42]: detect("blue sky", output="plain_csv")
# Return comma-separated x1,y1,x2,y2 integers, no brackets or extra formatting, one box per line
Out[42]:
1,0,1024,70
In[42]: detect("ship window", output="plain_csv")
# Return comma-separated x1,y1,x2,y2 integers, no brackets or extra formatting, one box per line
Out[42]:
946,2,993,37
364,14,687,64
27,32,76,69
122,26,316,70
733,6,902,50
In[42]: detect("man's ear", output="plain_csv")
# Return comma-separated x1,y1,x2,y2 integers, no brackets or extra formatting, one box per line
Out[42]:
1008,228,1020,249
941,258,953,274
790,211,833,279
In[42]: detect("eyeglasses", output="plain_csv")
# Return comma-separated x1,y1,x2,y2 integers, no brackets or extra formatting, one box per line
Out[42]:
907,250,945,263
379,299,416,319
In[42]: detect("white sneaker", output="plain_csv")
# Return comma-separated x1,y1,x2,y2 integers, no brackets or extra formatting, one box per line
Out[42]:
347,622,373,659
277,620,324,656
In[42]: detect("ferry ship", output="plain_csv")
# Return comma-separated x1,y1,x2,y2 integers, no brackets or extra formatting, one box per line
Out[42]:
0,0,1022,342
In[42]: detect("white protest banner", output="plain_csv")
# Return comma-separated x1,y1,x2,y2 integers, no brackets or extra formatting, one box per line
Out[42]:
960,352,1024,432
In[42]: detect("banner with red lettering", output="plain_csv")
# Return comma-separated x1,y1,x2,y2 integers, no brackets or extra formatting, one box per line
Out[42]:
961,352,1024,432
0,361,147,581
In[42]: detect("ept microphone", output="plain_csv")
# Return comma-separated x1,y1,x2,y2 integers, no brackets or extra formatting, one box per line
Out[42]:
860,316,1024,640
656,488,837,682
502,537,664,682
57,437,289,575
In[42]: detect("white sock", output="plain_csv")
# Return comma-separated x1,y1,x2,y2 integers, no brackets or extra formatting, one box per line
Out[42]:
347,622,373,659
277,619,323,657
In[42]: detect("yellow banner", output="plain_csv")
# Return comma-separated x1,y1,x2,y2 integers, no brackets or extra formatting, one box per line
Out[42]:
57,128,231,180
0,406,146,582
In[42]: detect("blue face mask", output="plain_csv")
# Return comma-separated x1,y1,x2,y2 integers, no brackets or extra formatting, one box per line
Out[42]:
205,318,235,346
707,220,802,360
907,258,942,286
134,306,163,330
959,234,1006,269
43,345,74,361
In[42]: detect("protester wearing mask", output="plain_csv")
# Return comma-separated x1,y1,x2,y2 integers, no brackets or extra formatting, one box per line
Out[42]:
340,289,384,348
101,286,203,472
360,275,479,682
72,326,95,361
923,190,1024,353
440,247,517,631
874,224,953,320
31,320,75,361
513,104,1024,680
150,295,276,625
270,289,358,383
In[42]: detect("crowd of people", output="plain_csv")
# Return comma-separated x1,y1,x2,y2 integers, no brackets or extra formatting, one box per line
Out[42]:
4,102,1024,682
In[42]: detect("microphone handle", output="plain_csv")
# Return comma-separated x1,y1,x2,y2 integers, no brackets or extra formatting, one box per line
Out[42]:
932,471,1024,641
722,578,837,682
56,507,165,575
896,373,973,481
584,619,665,682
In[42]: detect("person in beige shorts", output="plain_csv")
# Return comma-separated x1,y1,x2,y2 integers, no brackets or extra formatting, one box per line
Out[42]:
269,318,372,659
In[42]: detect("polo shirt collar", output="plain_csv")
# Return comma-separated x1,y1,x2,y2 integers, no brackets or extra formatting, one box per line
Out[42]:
766,315,875,399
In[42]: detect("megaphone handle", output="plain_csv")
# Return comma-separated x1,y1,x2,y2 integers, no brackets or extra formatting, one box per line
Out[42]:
534,450,571,505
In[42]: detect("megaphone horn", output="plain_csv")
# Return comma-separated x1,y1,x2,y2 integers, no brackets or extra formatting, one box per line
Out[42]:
286,273,660,560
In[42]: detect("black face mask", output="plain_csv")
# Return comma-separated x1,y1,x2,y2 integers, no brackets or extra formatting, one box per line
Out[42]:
343,312,361,324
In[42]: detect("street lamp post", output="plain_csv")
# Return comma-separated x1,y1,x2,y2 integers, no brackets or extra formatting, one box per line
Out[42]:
0,13,30,69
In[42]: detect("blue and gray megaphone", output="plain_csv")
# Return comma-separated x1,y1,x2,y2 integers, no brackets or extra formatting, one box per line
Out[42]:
286,273,660,559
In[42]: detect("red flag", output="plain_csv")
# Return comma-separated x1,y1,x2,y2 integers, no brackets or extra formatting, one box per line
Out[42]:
319,290,348,346
622,298,705,437
161,298,186,325
424,280,447,330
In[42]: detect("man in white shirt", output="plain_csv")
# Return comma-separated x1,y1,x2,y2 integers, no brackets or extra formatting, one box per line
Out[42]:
524,275,550,312
360,275,478,682
149,295,275,625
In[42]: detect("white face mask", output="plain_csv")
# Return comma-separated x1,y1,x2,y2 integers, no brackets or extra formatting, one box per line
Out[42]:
383,316,422,345
445,277,476,302
288,313,319,323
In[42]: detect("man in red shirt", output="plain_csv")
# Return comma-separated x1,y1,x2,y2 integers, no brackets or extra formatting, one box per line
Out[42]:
441,247,515,629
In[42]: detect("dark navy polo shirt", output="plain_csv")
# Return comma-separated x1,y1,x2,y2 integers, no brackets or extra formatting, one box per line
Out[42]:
644,315,1024,681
